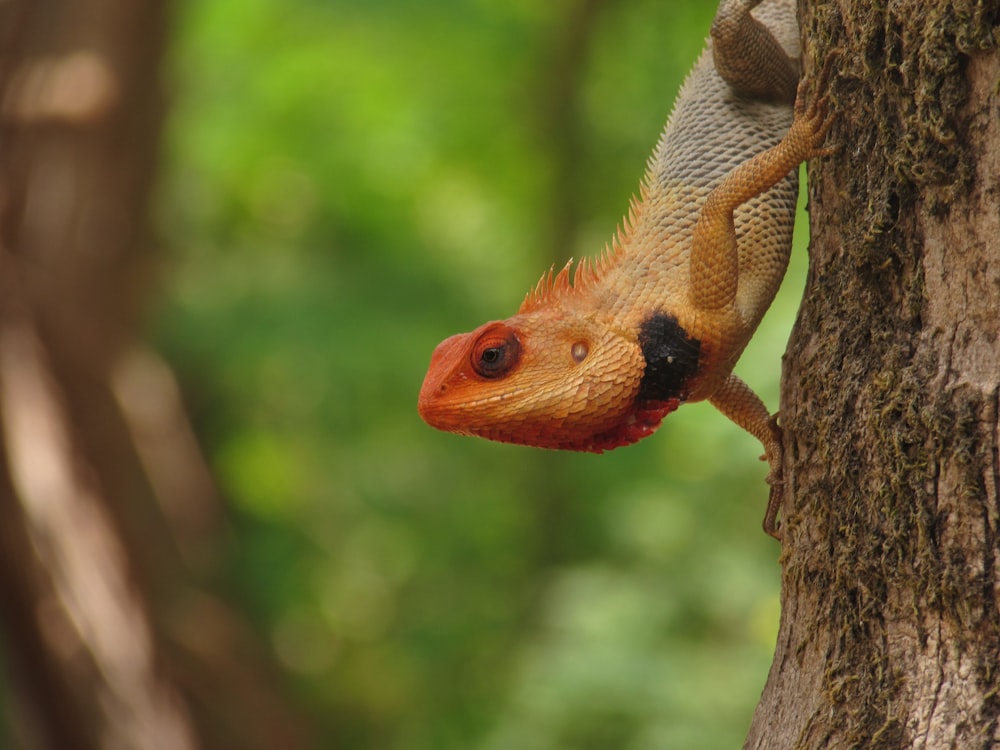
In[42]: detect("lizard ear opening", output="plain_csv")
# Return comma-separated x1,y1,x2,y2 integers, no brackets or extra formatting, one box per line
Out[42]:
471,324,521,379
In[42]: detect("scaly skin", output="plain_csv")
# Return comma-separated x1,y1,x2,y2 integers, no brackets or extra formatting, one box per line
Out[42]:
418,0,833,539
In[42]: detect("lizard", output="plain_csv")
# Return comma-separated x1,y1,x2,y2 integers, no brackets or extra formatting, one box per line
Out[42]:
417,0,833,539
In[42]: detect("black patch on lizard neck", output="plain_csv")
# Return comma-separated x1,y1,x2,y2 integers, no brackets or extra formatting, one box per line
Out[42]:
637,312,701,402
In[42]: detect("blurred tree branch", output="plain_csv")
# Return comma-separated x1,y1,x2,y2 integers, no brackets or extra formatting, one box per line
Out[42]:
0,1,309,747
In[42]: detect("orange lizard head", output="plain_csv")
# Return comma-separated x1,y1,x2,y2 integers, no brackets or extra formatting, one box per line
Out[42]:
418,293,701,452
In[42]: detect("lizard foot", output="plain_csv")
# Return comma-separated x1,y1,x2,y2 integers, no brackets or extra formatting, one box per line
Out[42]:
761,411,784,540
790,47,842,157
763,474,785,540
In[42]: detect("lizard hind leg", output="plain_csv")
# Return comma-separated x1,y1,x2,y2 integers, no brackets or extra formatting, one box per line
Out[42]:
711,0,799,103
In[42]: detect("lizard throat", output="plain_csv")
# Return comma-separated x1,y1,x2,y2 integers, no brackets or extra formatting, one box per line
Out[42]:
559,310,700,453
580,397,682,453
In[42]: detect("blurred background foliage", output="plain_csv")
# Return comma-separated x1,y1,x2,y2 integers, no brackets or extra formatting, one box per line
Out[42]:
155,0,809,747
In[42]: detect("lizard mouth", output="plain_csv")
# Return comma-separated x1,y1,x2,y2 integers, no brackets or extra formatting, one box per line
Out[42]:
417,329,528,427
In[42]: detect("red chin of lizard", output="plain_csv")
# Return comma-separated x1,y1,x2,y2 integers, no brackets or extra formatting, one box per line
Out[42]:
574,397,681,453
455,396,681,454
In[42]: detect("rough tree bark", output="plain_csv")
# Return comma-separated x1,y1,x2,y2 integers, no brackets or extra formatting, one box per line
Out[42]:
747,1,1000,748
0,1,308,748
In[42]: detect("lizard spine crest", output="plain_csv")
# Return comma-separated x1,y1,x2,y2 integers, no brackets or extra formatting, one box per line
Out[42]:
518,184,649,314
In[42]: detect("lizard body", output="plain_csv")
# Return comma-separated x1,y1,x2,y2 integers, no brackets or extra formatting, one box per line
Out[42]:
418,0,832,537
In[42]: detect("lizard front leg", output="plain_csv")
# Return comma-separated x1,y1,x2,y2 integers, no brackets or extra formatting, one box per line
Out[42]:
693,66,835,538
688,76,833,312
709,373,785,538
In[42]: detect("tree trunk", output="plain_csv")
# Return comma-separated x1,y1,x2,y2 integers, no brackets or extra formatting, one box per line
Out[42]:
746,1,1000,748
0,2,309,748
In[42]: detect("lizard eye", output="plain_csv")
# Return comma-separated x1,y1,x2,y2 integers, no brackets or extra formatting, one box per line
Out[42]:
471,325,520,378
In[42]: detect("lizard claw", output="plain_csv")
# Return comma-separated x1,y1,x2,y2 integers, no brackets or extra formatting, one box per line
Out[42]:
761,411,784,540
763,480,784,541
791,47,842,157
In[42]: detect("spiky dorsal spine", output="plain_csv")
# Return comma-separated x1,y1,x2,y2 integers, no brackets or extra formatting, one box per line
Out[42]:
517,184,646,314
